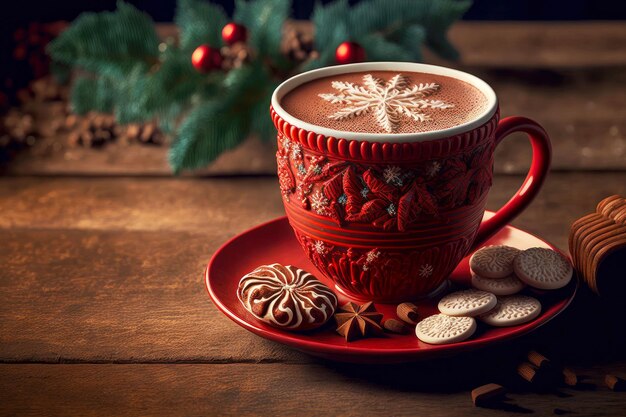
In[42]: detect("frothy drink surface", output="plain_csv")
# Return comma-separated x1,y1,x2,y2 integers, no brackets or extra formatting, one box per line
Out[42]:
280,71,489,134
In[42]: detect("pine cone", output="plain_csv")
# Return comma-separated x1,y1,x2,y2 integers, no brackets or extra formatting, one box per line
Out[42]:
121,122,164,145
67,112,116,148
220,42,252,71
27,76,68,103
282,26,318,63
0,109,38,157
3,110,37,141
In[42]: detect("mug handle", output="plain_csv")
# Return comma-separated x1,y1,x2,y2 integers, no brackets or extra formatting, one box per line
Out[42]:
470,116,552,251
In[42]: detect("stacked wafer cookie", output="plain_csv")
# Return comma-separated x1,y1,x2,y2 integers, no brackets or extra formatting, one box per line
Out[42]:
569,195,626,294
415,245,573,345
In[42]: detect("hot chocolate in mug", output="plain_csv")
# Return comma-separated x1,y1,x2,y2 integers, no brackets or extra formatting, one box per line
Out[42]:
270,62,551,303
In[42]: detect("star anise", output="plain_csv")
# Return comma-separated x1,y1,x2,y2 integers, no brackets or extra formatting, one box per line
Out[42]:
334,301,384,342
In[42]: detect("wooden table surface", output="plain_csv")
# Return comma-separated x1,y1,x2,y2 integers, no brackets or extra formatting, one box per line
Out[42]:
2,22,626,416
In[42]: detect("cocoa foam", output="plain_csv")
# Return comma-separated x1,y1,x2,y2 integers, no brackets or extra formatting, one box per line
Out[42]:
280,70,488,134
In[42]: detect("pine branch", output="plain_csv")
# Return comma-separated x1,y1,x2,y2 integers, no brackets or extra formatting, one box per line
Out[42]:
134,52,206,118
235,0,290,62
106,47,212,125
175,0,228,52
361,33,414,62
71,76,116,114
169,63,272,172
47,1,159,78
158,102,187,135
50,61,71,85
169,100,249,173
250,85,278,142
221,63,265,99
113,65,153,124
349,0,414,38
392,24,426,61
310,0,471,67
312,0,349,51
50,0,469,174
421,0,472,60
303,22,347,71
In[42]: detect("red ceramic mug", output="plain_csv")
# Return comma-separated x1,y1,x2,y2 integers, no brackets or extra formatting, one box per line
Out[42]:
270,62,551,303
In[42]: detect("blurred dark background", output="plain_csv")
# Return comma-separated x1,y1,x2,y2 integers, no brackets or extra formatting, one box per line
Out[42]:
4,0,626,22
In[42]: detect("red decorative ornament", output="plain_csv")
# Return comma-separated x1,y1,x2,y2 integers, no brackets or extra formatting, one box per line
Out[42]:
335,41,366,65
191,44,223,73
222,22,248,45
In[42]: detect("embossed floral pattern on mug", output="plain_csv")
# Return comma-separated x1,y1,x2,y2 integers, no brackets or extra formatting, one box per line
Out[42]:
276,132,494,232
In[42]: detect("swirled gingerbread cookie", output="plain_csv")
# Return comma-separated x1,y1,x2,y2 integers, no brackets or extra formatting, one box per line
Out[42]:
238,263,338,331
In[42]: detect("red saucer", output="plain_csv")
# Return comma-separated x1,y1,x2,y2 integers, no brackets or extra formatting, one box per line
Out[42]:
206,213,577,363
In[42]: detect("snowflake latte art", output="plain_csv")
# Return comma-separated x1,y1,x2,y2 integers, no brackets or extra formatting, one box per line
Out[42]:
281,71,488,134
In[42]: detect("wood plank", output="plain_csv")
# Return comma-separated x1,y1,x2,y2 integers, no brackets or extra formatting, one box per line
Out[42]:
0,228,306,363
0,178,293,363
447,22,626,68
0,177,284,233
1,173,625,363
484,67,626,173
2,173,625,245
5,135,278,177
1,362,626,417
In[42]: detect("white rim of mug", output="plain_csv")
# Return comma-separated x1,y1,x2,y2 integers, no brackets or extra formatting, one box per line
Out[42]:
271,62,498,143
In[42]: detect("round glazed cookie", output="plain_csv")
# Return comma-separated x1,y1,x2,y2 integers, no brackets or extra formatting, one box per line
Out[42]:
415,314,476,344
237,263,338,331
479,295,541,327
471,272,526,296
470,245,521,279
438,289,497,317
513,248,573,290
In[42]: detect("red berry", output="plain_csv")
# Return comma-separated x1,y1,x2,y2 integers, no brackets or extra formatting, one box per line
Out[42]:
191,44,223,73
221,22,248,45
335,41,366,65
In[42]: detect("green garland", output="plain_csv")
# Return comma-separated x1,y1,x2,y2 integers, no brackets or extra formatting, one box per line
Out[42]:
48,0,471,173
